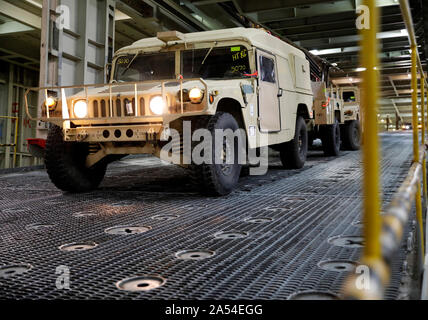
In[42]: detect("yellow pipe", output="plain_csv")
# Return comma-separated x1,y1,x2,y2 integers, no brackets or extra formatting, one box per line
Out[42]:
422,78,425,145
399,0,427,87
426,88,428,142
361,0,382,261
421,79,427,201
13,117,18,168
426,88,428,143
411,47,419,162
412,47,425,258
0,116,18,168
416,183,425,255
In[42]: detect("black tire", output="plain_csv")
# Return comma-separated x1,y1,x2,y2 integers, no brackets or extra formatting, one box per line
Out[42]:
280,116,308,169
321,119,341,156
45,125,107,192
342,120,361,150
189,112,242,196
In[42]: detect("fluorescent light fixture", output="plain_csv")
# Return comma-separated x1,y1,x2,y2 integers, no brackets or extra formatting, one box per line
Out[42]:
400,29,408,36
355,67,366,72
310,48,342,56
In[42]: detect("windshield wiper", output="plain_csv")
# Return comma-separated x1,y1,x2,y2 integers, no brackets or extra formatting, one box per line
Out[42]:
201,41,217,65
120,52,140,76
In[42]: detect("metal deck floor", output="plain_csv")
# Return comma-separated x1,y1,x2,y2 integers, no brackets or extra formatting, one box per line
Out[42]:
0,133,415,300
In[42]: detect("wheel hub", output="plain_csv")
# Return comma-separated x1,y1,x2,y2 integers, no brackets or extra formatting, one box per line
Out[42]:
220,138,233,176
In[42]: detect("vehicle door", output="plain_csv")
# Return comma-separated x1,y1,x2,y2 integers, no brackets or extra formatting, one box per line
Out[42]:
257,50,281,132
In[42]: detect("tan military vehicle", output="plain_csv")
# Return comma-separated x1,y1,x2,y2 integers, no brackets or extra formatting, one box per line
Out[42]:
339,86,361,150
309,82,361,155
26,28,317,196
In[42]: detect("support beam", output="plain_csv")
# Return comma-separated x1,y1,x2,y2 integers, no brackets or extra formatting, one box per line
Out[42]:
391,100,404,122
161,0,211,31
0,0,41,29
178,0,225,29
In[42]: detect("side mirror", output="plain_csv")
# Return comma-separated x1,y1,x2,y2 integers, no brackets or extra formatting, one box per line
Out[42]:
105,63,112,83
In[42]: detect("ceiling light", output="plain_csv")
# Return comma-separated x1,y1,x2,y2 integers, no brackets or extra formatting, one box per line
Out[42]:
355,67,366,72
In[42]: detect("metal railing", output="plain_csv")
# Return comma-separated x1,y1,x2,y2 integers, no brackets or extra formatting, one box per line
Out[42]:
0,116,19,168
342,0,427,299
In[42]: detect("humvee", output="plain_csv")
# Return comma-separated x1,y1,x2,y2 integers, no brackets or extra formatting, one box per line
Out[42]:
339,86,361,151
309,83,361,155
26,27,333,196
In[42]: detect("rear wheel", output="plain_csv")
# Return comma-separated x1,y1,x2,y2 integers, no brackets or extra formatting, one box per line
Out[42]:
45,125,107,192
321,119,341,156
280,116,308,169
189,112,242,196
342,120,361,150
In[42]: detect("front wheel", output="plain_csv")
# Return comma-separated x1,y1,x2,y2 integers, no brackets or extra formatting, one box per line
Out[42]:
280,116,308,169
341,120,361,150
45,125,107,192
321,119,341,156
190,112,242,196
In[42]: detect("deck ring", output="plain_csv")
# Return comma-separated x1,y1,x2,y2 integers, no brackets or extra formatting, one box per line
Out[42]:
288,290,340,300
214,231,248,240
151,214,180,221
317,260,357,272
73,211,98,218
25,223,55,230
0,264,32,278
175,249,215,260
59,242,98,251
281,197,306,202
105,225,151,235
116,275,166,292
328,235,364,248
244,217,273,224
351,220,363,228
110,201,134,207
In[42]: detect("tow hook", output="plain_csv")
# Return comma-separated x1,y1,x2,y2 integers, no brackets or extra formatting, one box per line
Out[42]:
76,133,89,142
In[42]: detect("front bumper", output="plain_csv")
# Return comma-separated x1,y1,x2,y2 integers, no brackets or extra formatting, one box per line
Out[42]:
64,124,165,143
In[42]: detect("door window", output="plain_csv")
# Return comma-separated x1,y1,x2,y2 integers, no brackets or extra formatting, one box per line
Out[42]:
259,56,276,83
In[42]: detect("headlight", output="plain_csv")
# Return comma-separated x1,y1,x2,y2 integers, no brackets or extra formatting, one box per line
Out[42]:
73,100,88,118
45,97,57,111
150,96,166,115
189,88,204,103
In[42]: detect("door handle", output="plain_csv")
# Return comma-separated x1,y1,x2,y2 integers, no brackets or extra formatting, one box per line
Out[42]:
277,88,283,97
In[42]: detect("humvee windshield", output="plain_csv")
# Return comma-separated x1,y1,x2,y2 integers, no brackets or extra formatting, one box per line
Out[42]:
113,45,251,82
343,91,356,102
114,52,175,82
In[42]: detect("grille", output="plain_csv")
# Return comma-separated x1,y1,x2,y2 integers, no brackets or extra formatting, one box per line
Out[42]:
91,97,145,118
